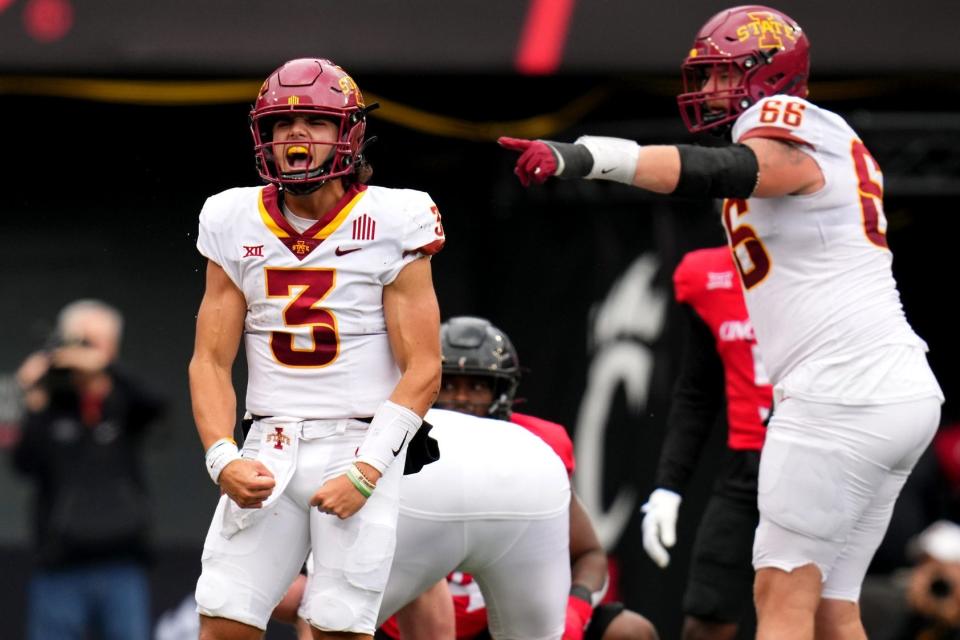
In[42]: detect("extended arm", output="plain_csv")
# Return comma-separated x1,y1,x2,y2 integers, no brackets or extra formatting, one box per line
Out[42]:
498,134,823,198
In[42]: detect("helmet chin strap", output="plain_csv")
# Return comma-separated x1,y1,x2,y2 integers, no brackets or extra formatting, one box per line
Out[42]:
279,157,335,195
703,110,735,137
487,393,514,420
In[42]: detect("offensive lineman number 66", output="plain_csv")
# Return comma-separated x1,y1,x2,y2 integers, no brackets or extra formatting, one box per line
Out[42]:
722,138,889,290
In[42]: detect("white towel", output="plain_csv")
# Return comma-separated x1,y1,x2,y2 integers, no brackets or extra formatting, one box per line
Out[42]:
220,417,303,539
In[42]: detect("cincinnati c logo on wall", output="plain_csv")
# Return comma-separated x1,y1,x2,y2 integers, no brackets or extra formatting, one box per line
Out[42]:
737,12,798,49
573,253,667,549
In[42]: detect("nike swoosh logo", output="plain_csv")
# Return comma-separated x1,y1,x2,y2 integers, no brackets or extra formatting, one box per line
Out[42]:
335,246,362,256
391,432,409,457
601,167,616,174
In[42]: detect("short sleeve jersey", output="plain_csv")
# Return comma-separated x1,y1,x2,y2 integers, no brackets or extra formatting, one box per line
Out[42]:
725,96,940,403
674,247,772,450
196,183,444,418
510,412,575,475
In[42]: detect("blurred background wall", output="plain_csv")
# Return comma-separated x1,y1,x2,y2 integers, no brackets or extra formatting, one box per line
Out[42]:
1,1,958,638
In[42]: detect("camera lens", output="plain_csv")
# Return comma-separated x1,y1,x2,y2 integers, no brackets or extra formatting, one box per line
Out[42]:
930,577,953,599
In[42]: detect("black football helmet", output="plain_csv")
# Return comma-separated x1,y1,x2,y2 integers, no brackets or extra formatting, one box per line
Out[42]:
439,316,521,419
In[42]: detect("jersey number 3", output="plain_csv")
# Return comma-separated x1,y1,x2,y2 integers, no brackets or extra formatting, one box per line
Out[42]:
265,268,339,368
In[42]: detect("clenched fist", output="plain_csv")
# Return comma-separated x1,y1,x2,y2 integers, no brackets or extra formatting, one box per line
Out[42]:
219,459,276,509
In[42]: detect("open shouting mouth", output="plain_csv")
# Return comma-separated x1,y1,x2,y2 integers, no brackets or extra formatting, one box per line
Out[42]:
284,145,311,170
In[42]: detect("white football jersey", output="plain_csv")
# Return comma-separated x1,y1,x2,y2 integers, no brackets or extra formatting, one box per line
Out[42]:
197,183,445,418
726,96,941,404
398,409,571,521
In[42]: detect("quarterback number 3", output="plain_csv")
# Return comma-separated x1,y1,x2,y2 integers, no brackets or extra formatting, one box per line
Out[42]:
265,268,339,368
431,205,445,237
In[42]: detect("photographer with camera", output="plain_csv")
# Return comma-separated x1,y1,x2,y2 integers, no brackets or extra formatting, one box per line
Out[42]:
11,299,165,640
896,522,960,639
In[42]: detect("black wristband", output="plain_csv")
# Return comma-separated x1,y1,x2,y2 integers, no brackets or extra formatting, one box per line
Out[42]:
547,141,595,179
570,583,593,604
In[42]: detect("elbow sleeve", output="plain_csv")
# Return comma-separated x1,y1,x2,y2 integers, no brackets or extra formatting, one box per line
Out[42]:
673,143,759,198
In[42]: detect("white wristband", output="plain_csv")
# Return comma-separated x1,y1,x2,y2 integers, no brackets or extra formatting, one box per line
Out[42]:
356,400,422,473
205,437,240,485
575,135,641,184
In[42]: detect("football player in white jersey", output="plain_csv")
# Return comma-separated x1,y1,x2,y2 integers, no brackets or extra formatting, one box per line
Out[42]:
498,6,943,640
188,58,445,640
274,407,573,640
382,317,658,640
272,318,659,640
378,408,573,640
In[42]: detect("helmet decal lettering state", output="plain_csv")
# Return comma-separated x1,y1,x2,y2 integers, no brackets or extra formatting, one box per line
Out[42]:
677,5,810,134
338,76,365,108
737,12,798,49
249,58,368,192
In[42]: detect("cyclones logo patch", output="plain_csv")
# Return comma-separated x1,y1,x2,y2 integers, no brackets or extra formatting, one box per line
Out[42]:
266,427,291,450
736,11,798,49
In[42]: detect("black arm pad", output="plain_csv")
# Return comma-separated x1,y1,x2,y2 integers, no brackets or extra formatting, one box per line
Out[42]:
548,141,595,179
673,143,759,198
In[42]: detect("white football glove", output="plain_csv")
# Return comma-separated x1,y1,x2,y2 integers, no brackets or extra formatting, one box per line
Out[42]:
641,488,682,568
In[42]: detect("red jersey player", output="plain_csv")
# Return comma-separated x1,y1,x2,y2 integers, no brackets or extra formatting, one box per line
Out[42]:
380,317,658,640
640,246,772,640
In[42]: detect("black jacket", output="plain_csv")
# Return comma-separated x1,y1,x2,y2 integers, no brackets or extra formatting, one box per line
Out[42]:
12,366,165,568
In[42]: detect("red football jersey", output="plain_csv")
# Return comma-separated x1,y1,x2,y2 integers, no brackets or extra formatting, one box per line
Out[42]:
510,412,575,476
379,570,488,640
674,247,773,451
